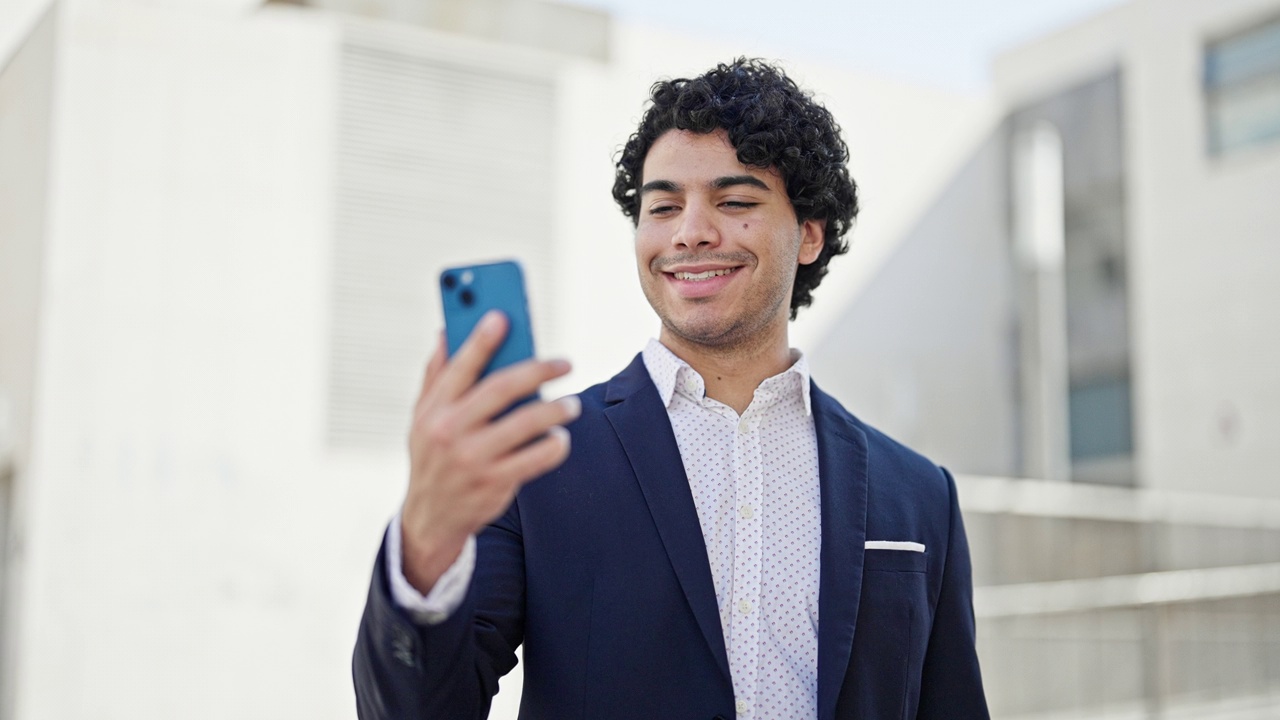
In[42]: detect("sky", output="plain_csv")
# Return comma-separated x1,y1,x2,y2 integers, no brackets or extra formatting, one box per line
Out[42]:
571,0,1128,92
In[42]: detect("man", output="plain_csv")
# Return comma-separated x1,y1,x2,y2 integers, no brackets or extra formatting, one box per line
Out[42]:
354,58,989,719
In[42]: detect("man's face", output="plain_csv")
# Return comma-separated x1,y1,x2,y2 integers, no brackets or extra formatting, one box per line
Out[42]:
635,129,824,352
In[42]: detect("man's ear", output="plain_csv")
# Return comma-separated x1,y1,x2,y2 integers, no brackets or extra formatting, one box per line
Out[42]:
797,219,825,265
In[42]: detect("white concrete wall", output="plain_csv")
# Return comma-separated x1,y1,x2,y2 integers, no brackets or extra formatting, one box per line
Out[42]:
15,4,362,718
0,0,54,497
995,0,1280,498
1125,0,1280,498
0,10,55,720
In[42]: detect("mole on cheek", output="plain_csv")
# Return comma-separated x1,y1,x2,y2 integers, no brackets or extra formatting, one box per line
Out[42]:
742,223,749,229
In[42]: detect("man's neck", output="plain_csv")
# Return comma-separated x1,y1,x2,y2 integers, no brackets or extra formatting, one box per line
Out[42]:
658,327,796,415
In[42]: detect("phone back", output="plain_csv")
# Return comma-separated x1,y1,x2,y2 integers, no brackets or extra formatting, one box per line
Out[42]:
440,260,536,378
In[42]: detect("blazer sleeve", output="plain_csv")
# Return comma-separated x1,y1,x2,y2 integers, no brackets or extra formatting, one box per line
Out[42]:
915,468,990,719
352,502,526,719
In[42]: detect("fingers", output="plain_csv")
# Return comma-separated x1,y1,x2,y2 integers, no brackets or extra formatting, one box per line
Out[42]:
406,396,578,534
428,311,508,405
419,395,578,508
448,357,572,429
468,394,581,459
485,425,573,490
413,310,571,431
415,331,448,413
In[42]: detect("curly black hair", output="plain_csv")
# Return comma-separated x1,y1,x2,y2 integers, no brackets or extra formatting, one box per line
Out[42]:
612,58,859,319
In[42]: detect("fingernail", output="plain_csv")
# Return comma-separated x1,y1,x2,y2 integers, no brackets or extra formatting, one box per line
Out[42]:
548,358,571,374
548,425,570,447
480,310,504,334
557,395,582,419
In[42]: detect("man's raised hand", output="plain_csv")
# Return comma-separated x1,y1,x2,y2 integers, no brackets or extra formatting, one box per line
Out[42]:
399,310,578,594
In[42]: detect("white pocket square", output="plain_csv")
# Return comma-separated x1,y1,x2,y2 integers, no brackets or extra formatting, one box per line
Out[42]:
864,540,925,552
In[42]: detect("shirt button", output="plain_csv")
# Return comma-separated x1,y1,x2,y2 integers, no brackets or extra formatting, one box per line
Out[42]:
738,599,752,615
737,418,749,433
740,505,755,519
736,699,749,713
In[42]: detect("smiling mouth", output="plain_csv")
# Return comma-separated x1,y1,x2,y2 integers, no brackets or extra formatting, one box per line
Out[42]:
671,268,737,281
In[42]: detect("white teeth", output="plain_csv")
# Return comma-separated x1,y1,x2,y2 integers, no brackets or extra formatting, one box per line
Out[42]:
673,268,734,281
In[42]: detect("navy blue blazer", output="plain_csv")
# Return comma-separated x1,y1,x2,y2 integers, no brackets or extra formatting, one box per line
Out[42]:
354,354,989,719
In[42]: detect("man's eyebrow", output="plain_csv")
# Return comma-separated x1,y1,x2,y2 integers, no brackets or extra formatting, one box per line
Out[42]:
639,179,680,195
639,175,771,195
712,175,771,191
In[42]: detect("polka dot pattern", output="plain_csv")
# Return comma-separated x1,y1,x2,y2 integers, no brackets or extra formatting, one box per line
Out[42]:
643,340,821,720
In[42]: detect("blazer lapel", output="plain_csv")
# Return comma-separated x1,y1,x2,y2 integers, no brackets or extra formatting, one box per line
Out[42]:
812,383,871,720
603,355,733,685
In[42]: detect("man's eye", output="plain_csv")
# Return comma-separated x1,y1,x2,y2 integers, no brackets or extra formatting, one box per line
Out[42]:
722,201,759,209
649,204,678,215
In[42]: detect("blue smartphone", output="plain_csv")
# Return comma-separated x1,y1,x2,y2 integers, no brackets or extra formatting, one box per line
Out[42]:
440,260,537,386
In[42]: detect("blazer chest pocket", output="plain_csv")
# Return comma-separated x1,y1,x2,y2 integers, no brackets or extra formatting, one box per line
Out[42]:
863,547,927,573
840,549,929,719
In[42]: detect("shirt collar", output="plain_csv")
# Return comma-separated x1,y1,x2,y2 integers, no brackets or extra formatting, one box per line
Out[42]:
640,338,813,416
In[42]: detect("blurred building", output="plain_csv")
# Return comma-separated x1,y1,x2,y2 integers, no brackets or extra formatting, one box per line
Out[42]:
808,0,1280,717
2,0,1277,718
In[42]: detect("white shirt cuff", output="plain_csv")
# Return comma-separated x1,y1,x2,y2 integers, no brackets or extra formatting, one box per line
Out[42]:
385,511,476,625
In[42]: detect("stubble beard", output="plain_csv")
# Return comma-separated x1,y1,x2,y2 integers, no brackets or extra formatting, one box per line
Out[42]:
643,250,797,357
667,283,786,351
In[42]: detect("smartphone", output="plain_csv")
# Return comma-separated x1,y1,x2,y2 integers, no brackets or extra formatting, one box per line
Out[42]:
440,260,537,393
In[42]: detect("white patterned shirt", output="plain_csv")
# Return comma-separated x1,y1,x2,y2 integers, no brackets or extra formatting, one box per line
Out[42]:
641,339,822,720
387,339,823,719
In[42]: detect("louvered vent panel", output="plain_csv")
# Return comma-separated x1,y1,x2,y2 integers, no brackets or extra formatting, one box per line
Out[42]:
329,31,556,448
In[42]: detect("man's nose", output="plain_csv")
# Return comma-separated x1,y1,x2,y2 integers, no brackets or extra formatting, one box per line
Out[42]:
671,204,720,249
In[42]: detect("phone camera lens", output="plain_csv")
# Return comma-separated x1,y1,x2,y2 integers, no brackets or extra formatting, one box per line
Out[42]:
442,274,457,289
460,289,475,306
